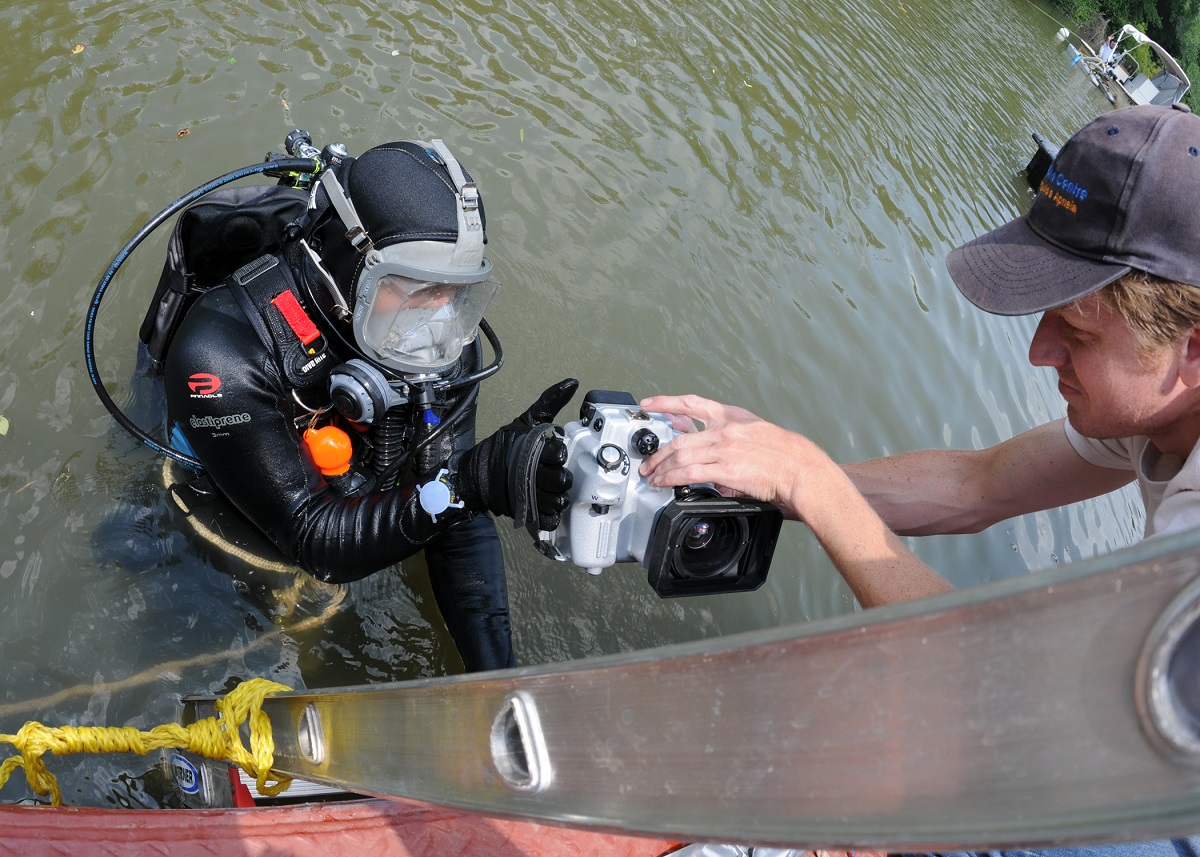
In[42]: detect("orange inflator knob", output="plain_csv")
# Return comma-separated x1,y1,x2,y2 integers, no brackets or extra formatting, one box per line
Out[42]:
304,426,353,476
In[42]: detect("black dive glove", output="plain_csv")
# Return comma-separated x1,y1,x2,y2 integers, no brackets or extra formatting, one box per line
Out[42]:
451,379,578,531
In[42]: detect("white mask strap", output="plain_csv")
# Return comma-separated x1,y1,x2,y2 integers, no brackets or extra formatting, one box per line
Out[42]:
319,170,374,254
430,139,484,270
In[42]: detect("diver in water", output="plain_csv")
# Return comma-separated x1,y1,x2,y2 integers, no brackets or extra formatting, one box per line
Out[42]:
129,137,575,672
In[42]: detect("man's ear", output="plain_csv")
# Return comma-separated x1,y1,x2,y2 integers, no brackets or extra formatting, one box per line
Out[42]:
1179,327,1200,388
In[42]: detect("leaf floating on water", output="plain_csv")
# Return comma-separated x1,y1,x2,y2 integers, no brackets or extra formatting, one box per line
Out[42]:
391,49,400,56
0,415,8,437
281,97,290,111
177,128,191,138
72,44,85,55
519,127,524,142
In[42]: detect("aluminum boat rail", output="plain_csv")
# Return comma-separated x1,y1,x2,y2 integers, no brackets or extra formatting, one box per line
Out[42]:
185,528,1200,850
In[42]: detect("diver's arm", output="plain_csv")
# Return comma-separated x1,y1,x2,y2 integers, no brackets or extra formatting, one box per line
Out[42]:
843,420,1135,536
294,488,483,583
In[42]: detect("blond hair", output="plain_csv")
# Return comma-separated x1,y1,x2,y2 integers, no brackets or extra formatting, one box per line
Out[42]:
1097,270,1200,353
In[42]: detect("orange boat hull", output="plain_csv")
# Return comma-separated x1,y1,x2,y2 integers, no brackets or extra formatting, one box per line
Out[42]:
0,799,679,856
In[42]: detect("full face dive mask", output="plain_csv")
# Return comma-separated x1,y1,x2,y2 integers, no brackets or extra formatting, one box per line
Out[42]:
355,265,498,374
304,139,500,376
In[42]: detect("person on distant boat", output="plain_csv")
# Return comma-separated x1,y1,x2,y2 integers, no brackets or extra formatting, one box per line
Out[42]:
640,102,1200,857
1098,33,1117,64
143,139,576,672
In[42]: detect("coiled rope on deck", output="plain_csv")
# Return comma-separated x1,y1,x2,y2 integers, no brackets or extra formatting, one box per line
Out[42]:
0,677,292,806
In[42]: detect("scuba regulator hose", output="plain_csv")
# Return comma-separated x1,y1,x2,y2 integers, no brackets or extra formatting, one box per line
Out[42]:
84,157,322,469
371,328,505,490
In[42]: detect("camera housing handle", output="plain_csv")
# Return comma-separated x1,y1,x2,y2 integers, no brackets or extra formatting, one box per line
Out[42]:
508,422,560,539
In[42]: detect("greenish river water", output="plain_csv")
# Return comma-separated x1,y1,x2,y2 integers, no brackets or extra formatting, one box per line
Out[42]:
0,0,1132,806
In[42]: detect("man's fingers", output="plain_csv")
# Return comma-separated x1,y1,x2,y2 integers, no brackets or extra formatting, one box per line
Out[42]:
642,433,724,485
641,394,725,426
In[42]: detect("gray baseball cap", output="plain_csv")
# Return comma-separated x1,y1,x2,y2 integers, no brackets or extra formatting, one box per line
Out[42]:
947,104,1200,316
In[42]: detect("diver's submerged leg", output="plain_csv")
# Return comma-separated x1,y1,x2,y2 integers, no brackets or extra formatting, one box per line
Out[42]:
423,514,515,672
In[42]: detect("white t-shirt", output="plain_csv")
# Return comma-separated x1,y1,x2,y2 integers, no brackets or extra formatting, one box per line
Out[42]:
1063,419,1200,537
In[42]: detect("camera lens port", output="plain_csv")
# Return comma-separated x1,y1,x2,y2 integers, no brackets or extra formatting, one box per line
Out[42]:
643,491,782,597
684,520,713,550
673,516,749,579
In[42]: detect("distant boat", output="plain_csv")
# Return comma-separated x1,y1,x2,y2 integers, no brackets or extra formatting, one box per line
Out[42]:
1057,23,1190,108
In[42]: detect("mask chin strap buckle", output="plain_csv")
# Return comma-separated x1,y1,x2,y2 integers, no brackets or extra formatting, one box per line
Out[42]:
430,139,485,271
320,170,375,254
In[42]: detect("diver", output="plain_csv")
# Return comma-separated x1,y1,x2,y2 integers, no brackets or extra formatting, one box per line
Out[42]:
118,136,576,673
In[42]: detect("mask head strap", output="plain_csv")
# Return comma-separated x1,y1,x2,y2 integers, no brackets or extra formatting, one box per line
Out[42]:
320,170,374,254
428,139,485,273
299,238,352,322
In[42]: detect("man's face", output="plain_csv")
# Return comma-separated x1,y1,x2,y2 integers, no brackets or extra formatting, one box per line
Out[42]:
373,276,460,312
1028,293,1190,446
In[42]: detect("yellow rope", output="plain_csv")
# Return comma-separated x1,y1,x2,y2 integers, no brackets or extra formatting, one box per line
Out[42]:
0,677,292,806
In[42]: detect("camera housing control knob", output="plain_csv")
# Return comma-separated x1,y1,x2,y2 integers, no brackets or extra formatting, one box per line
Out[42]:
632,428,660,457
597,443,626,473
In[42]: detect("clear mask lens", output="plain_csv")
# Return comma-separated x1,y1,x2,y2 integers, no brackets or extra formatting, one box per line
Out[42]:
376,301,460,366
354,274,498,374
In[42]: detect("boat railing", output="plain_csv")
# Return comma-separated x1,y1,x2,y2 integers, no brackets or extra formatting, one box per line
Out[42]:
165,523,1200,849
1113,51,1141,80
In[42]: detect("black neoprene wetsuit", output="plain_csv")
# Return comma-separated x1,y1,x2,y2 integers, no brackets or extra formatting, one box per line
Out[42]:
162,274,514,672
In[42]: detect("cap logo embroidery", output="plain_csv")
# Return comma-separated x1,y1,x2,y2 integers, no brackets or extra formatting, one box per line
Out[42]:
1040,167,1088,213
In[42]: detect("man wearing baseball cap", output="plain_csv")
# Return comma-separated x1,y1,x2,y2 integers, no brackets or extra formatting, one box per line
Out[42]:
643,101,1200,603
642,102,1200,857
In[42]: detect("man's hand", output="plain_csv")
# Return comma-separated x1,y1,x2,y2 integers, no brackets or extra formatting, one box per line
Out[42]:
638,394,827,520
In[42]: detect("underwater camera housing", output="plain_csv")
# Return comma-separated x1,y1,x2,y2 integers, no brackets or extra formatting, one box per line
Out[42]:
537,391,783,597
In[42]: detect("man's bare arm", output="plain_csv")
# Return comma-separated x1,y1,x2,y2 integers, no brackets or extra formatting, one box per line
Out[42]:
844,420,1135,536
638,394,954,608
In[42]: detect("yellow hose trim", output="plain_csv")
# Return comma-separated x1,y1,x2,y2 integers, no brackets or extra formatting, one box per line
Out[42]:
0,677,292,806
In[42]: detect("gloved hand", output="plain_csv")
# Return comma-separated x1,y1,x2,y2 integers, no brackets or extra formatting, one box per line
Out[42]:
451,379,578,531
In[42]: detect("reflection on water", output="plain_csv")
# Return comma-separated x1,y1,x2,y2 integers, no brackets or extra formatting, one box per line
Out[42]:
0,0,1138,805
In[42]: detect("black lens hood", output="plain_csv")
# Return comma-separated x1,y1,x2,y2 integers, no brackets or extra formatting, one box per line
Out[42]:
644,496,783,598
